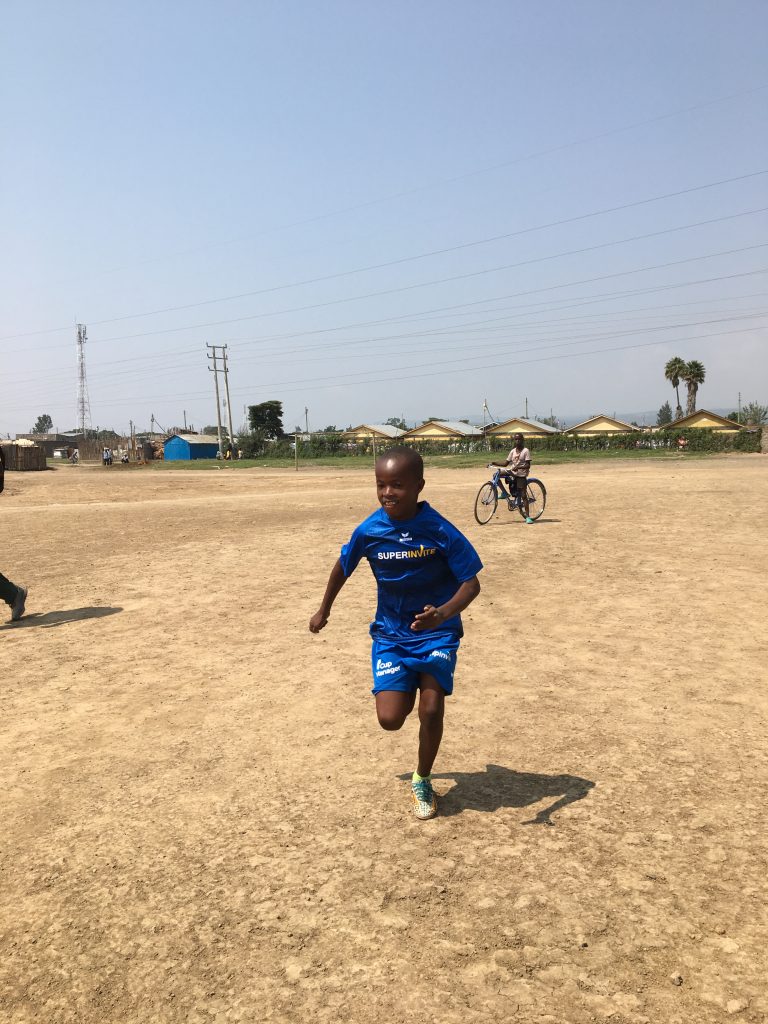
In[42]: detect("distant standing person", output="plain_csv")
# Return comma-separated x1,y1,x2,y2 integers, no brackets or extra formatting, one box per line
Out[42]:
489,432,534,524
0,447,28,622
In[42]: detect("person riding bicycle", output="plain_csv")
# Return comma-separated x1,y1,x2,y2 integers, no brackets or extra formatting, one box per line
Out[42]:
489,432,534,524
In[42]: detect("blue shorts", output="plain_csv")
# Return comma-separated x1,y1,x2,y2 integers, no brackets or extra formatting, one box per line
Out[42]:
371,634,460,696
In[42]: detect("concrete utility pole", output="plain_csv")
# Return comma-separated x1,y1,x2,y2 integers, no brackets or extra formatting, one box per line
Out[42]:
221,347,236,451
304,407,309,434
206,344,225,455
738,392,742,424
524,396,528,419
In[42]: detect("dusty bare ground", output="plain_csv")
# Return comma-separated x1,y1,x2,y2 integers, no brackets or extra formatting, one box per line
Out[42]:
1,457,766,1024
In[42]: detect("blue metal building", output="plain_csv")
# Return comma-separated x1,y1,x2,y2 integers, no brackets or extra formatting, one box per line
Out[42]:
164,433,219,461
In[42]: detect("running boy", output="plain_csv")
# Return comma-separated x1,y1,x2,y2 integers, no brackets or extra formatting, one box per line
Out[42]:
309,446,482,820
489,432,533,523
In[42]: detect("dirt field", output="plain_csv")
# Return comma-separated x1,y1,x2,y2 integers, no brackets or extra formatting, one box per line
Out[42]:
1,457,766,1024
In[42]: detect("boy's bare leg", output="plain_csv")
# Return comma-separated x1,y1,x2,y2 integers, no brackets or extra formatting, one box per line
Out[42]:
518,478,530,518
416,675,445,777
375,690,416,731
375,681,444,774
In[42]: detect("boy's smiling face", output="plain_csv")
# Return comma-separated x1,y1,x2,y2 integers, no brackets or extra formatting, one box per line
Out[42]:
375,455,424,520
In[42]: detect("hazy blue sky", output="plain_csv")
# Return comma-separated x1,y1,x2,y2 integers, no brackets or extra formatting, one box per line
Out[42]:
1,0,766,435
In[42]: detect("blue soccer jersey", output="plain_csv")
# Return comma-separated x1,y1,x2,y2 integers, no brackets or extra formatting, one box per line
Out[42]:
339,502,483,640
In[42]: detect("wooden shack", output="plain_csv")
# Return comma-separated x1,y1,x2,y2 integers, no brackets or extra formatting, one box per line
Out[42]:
1,441,47,471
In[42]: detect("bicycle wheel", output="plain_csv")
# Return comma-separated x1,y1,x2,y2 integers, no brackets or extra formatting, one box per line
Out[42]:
474,482,498,524
519,479,546,520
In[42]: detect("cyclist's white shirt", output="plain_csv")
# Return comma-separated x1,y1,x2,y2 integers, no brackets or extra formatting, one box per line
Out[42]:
506,447,531,476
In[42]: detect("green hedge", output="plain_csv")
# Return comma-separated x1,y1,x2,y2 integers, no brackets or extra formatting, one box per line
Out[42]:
236,427,762,459
401,428,761,455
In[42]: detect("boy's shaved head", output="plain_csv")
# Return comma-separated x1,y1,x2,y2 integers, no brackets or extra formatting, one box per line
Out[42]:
376,445,424,479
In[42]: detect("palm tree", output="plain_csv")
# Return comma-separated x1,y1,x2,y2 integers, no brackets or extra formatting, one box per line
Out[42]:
682,360,706,415
664,357,686,419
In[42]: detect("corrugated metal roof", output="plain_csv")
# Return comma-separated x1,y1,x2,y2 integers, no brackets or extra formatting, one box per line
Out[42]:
166,434,220,445
343,423,404,438
663,409,742,431
519,417,560,434
411,420,481,436
564,414,637,433
492,417,560,434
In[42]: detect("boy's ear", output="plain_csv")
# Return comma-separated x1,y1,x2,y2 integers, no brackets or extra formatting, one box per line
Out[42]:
418,477,425,494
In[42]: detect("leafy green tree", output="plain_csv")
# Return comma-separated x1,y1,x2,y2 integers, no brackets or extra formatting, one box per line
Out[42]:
728,411,739,421
385,417,407,430
247,401,283,439
322,425,339,433
203,424,229,439
741,401,768,425
657,401,673,427
538,414,561,428
664,357,686,419
682,360,706,415
32,414,53,434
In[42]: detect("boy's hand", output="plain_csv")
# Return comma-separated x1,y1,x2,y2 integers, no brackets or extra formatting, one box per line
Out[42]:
309,610,329,633
411,605,445,631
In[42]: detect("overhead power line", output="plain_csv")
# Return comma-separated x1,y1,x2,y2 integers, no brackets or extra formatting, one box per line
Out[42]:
32,81,768,289
234,323,768,400
6,320,760,416
2,169,766,343
220,311,768,393
10,214,765,355
4,274,765,397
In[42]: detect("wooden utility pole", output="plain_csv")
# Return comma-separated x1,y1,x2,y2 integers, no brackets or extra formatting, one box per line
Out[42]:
206,344,225,455
221,346,236,452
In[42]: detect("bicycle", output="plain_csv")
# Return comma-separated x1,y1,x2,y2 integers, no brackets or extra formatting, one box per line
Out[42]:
474,467,547,525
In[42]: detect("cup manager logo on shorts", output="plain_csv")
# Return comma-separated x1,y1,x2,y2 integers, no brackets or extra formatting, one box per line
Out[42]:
375,659,401,676
377,545,437,561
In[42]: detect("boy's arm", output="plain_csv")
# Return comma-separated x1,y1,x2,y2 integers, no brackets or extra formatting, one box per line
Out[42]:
309,559,348,633
411,576,481,632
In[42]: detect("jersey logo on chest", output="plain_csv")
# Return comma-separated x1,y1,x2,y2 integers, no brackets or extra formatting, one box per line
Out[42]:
377,544,437,561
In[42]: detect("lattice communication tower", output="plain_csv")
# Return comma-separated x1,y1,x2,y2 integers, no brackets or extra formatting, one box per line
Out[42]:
76,323,92,438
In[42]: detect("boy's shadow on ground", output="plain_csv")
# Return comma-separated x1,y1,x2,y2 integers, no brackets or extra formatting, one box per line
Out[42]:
401,763,594,825
2,607,123,630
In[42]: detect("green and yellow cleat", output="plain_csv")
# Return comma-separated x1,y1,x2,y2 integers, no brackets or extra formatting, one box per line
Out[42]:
411,774,437,820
